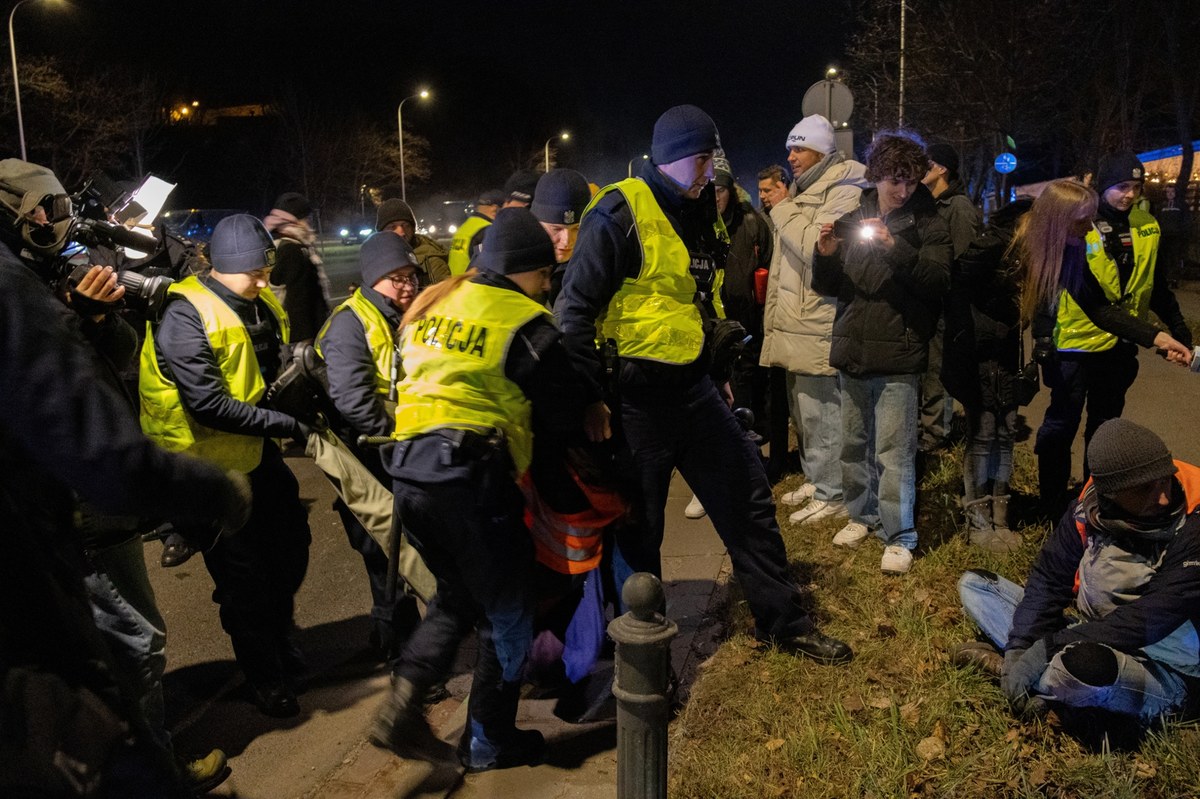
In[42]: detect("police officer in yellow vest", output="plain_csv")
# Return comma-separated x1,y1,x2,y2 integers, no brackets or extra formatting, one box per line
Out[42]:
554,104,851,665
370,208,592,771
1034,152,1193,512
447,188,503,275
140,214,312,718
315,232,425,664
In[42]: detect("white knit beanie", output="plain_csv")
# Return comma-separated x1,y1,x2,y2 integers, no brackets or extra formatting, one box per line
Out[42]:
785,115,836,155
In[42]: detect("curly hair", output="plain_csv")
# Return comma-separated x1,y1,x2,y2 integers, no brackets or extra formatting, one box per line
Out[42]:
864,130,928,183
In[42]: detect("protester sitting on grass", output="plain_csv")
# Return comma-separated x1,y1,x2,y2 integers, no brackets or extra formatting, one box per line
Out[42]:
955,419,1200,731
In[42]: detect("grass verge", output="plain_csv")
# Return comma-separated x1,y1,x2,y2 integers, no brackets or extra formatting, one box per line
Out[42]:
668,437,1200,798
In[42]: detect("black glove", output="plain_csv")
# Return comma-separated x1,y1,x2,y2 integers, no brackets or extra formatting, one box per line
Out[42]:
999,639,1049,712
1032,338,1056,366
174,469,252,552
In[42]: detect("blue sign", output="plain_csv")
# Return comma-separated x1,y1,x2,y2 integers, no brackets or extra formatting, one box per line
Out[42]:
994,152,1018,174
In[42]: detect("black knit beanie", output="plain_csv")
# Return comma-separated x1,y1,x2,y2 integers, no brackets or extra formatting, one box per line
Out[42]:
471,208,555,275
1095,151,1145,193
504,169,540,206
926,142,960,181
651,104,720,165
273,192,312,220
1088,419,1177,495
375,198,416,231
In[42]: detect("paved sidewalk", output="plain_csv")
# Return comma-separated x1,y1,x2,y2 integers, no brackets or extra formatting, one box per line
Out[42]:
305,472,731,799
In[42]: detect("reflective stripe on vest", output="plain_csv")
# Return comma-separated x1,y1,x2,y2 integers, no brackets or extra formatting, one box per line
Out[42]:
586,178,704,364
447,215,491,276
391,280,547,475
316,289,395,396
139,276,289,473
521,472,624,575
1054,209,1160,352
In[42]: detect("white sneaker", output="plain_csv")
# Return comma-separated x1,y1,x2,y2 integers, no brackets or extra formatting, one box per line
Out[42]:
832,521,870,549
684,494,706,519
781,483,817,506
789,499,848,526
881,545,914,575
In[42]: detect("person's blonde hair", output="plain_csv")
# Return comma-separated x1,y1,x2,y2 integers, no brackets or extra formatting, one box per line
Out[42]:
401,270,476,327
1012,179,1098,323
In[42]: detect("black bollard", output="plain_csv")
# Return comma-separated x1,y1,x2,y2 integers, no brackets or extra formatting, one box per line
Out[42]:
607,572,678,799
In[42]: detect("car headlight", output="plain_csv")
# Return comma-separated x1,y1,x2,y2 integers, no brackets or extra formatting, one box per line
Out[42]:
359,228,372,237
447,224,457,234
428,224,437,234
339,228,350,237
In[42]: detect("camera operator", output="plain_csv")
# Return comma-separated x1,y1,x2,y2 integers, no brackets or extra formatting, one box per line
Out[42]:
139,214,313,719
0,221,250,796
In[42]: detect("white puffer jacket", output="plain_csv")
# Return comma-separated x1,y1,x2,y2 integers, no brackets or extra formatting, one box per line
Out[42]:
759,159,869,375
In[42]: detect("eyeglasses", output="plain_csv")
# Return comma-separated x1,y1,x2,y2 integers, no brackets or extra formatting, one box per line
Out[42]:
388,272,420,288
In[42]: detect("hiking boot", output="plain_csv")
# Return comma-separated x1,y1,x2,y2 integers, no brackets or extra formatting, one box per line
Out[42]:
684,494,706,519
832,521,870,548
179,749,230,795
458,728,546,773
992,491,1014,536
951,641,1003,678
781,482,817,506
772,631,853,665
370,677,452,761
881,545,914,575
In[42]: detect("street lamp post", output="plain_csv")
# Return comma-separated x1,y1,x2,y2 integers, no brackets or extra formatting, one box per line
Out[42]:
8,0,44,161
544,132,569,173
397,89,430,203
627,153,648,178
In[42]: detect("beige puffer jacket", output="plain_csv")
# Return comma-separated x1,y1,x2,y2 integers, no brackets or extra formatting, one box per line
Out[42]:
759,159,869,375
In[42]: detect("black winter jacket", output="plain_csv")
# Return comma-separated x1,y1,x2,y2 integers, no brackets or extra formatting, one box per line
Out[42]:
720,199,772,339
811,185,952,376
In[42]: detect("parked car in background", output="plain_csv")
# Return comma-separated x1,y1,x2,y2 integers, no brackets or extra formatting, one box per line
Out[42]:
339,220,373,245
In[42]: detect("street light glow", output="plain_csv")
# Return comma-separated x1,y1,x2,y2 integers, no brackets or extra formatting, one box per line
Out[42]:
826,66,838,78
419,89,430,99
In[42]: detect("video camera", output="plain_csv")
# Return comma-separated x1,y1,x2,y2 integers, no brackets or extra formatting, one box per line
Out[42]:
0,160,178,318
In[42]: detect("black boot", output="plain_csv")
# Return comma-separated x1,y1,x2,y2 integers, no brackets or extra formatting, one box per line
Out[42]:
369,677,452,761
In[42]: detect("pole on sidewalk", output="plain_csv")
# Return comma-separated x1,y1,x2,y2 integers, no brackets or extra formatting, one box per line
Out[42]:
607,572,678,799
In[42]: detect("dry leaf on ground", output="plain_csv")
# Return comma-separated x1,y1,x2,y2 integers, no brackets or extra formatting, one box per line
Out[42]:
915,736,946,760
764,738,785,751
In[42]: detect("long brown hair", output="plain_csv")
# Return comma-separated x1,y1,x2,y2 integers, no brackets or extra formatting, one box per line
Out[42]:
1011,180,1098,323
401,270,476,327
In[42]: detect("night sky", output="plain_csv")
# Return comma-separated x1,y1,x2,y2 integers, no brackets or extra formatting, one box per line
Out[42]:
25,0,850,200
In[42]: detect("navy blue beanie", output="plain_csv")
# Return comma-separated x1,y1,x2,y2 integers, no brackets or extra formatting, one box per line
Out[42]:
210,214,276,274
360,232,420,288
472,208,555,275
651,105,720,165
531,169,591,225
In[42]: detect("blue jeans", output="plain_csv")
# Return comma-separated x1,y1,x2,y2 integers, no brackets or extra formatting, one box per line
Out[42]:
958,570,1189,721
84,537,170,755
839,372,919,549
786,372,842,502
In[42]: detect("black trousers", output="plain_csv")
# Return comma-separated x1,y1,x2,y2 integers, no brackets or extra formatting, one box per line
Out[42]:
388,434,534,745
202,442,311,687
1035,343,1139,511
615,376,814,640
